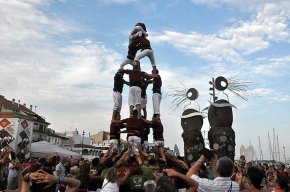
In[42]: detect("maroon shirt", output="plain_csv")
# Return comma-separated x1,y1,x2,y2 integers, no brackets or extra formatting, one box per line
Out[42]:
123,70,145,88
121,117,144,138
139,37,152,51
110,122,125,140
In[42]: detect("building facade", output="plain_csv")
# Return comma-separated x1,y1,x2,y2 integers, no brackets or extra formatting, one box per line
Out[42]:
0,95,50,162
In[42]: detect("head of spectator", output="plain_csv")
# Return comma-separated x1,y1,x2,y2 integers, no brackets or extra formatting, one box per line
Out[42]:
274,173,289,192
277,162,285,171
257,163,264,171
263,163,268,171
239,155,246,167
28,158,46,172
77,161,90,189
69,164,79,178
246,166,266,190
198,163,208,178
59,156,65,164
37,157,46,165
155,174,176,192
277,163,285,171
91,157,99,168
105,167,118,183
269,164,275,172
144,180,156,192
244,161,253,174
215,156,234,177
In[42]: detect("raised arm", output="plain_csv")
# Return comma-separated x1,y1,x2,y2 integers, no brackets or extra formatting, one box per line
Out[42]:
123,79,130,86
30,170,81,192
117,169,130,186
186,154,207,177
135,146,143,166
164,168,198,192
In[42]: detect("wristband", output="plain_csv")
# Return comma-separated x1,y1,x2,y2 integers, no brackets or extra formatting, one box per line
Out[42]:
58,176,64,184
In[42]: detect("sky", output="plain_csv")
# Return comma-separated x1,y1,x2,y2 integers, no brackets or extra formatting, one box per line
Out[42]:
1,0,290,161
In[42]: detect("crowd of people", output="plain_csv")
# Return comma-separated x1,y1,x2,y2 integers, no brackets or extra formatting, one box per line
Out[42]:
0,144,289,192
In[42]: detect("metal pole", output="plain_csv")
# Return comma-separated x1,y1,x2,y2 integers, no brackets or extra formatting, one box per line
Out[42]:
81,130,85,155
272,128,276,162
258,136,263,161
268,131,273,162
283,147,286,164
277,135,280,162
212,78,216,102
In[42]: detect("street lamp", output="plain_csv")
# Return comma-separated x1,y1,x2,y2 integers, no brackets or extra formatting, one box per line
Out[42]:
81,130,85,155
283,147,286,164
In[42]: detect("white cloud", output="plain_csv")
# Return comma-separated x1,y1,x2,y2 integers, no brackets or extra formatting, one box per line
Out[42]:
220,3,290,49
0,0,73,48
191,0,288,10
253,56,290,77
152,2,290,63
250,88,289,102
0,0,123,131
151,31,243,64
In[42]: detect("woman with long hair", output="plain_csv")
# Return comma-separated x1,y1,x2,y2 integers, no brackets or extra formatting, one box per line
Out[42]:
76,161,90,192
273,174,289,192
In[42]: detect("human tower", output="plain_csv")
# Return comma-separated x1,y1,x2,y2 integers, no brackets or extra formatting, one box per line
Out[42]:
109,23,165,159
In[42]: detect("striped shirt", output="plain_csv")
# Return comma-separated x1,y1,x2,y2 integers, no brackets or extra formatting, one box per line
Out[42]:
191,174,240,192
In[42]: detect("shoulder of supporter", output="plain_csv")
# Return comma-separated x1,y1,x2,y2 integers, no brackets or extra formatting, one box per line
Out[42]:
191,174,239,191
55,163,61,170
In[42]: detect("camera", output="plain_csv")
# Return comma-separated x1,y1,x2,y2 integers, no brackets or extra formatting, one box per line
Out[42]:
201,148,214,160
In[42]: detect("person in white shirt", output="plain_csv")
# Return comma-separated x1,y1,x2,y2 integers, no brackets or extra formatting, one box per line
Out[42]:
186,153,240,192
56,157,66,192
101,167,130,192
6,160,19,190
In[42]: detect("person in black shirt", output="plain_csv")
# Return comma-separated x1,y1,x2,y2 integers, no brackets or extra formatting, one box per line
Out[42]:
152,69,162,120
140,78,152,119
112,70,129,121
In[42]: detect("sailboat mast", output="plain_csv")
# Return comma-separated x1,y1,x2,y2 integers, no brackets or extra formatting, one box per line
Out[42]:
273,128,277,161
277,135,280,162
258,136,263,161
268,130,273,161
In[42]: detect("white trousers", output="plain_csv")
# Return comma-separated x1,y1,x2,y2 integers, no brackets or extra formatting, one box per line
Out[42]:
152,93,162,114
110,139,119,150
113,91,122,112
120,58,135,69
135,49,156,67
128,86,142,106
141,95,147,109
